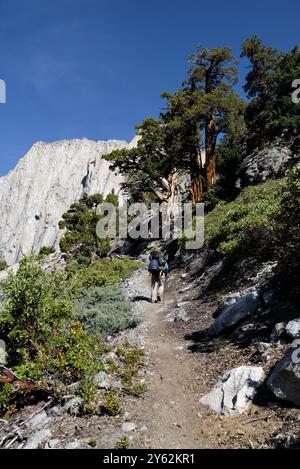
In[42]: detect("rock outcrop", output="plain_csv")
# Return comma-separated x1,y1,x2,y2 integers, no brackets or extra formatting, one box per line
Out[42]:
209,291,258,336
286,319,300,339
0,138,134,265
267,346,300,405
199,366,265,416
239,146,292,185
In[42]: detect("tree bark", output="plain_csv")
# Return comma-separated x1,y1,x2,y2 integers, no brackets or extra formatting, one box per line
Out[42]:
205,116,217,192
190,141,204,204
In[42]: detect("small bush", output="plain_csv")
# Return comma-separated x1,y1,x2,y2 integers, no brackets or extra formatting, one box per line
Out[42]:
204,179,284,261
114,437,129,449
75,286,140,335
275,163,300,295
0,257,145,418
68,257,142,290
38,246,56,256
0,256,8,272
0,258,107,415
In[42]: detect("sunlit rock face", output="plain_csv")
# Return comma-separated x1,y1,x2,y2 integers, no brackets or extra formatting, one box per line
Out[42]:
0,138,133,265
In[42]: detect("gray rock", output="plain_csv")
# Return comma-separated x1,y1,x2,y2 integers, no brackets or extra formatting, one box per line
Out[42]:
45,439,63,449
0,339,7,364
233,323,255,341
47,406,63,417
286,319,300,339
111,379,124,391
93,371,110,389
64,440,85,449
122,422,137,433
209,292,258,336
270,322,286,342
0,138,138,265
166,309,190,323
267,346,300,405
63,397,84,416
214,293,242,318
240,146,292,186
24,429,52,449
25,411,52,430
252,342,273,363
200,366,265,416
177,301,190,308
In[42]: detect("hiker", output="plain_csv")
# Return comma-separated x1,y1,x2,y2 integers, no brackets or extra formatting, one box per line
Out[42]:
148,251,167,303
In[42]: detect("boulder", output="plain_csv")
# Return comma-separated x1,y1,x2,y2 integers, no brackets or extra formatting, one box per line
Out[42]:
24,429,52,449
252,342,273,363
239,146,292,186
213,293,242,319
166,309,190,323
25,410,52,430
209,292,258,336
199,366,265,416
270,322,286,342
286,319,300,339
64,440,90,449
233,323,256,342
47,406,63,417
267,345,300,405
45,439,63,449
63,397,84,416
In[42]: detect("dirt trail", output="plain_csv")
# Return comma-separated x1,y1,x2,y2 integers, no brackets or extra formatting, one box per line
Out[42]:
129,273,202,449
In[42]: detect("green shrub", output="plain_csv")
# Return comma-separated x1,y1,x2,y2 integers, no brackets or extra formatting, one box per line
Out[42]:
114,437,129,449
68,257,142,290
0,257,145,418
204,179,284,261
75,286,139,335
0,256,8,272
38,246,56,256
0,258,107,415
275,163,300,293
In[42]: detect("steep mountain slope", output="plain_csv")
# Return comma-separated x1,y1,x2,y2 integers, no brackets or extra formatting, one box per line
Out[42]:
0,138,134,265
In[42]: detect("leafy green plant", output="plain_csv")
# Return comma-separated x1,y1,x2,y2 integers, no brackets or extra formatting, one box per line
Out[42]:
38,246,56,257
0,255,8,272
0,258,109,415
204,178,284,261
68,257,142,290
75,286,140,335
104,393,123,416
274,163,300,294
114,437,129,449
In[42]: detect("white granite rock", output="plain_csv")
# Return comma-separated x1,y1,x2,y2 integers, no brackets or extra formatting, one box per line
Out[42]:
0,138,137,265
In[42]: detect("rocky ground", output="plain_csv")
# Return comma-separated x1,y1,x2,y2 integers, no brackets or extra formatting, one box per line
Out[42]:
1,252,300,449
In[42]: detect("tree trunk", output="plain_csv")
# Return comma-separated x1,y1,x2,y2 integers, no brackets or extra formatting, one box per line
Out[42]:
205,116,217,192
190,145,204,204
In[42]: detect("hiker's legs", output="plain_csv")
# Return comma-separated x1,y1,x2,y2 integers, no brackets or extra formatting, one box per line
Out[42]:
151,272,159,303
157,276,165,301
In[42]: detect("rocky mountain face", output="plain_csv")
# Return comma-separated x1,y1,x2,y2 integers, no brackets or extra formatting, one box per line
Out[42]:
0,138,134,265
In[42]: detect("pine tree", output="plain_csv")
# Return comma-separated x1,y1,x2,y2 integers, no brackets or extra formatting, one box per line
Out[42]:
188,46,243,193
241,36,281,151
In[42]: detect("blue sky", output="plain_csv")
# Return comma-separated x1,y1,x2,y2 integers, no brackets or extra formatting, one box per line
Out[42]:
0,0,299,176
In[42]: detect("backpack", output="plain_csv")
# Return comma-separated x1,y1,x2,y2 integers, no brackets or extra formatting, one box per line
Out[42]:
148,251,165,274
